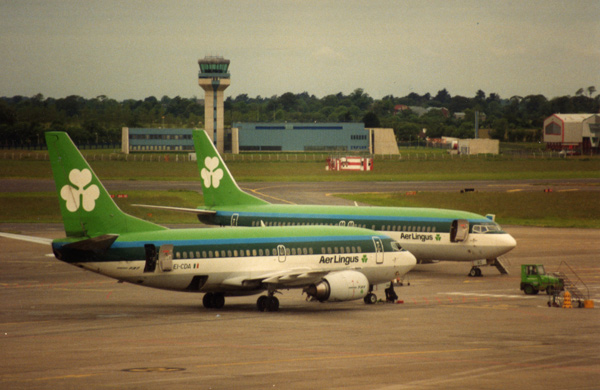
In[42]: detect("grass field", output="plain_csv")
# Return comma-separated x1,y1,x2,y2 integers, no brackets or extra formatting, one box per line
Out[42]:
1,153,599,228
2,155,599,182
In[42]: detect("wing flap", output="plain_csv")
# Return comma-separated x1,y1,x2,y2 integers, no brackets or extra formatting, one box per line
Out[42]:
223,269,329,287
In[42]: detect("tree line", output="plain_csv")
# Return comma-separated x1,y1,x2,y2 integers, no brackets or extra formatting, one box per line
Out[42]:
1,88,598,148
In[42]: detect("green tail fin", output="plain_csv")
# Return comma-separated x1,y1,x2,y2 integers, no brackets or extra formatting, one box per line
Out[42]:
45,132,166,238
192,130,268,207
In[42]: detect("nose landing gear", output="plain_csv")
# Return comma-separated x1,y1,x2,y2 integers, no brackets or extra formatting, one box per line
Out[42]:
468,266,482,277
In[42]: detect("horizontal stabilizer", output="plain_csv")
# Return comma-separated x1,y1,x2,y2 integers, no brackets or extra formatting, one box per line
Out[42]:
132,204,217,215
0,232,53,245
63,234,119,251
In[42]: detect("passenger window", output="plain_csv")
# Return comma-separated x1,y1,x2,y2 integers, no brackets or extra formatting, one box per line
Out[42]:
259,249,264,256
233,250,238,257
252,249,257,256
182,252,188,259
291,248,296,256
221,250,226,257
327,247,332,254
334,247,339,254
227,250,232,257
265,248,270,256
196,251,200,258
209,251,213,258
176,252,181,259
202,251,207,258
309,247,314,255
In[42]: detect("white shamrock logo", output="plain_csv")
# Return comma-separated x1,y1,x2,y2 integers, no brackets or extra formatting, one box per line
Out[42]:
200,157,224,188
60,169,100,212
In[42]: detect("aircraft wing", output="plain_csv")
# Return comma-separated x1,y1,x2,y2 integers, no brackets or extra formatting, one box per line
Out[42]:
0,232,54,245
222,268,330,288
132,204,217,215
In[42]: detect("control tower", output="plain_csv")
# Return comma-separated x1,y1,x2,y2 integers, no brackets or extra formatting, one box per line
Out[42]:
198,56,230,153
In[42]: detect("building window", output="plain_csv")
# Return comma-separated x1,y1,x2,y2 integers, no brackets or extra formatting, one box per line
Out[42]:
545,122,561,135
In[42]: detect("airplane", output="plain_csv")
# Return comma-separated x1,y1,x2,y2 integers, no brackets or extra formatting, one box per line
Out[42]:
0,131,416,312
136,129,516,277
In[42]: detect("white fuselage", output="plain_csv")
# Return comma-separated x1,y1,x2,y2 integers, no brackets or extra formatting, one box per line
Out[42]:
388,231,517,262
72,249,416,294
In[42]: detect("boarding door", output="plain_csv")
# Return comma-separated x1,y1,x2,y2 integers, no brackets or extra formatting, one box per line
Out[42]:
158,244,173,272
144,244,157,273
450,219,469,242
231,214,239,226
277,245,287,263
372,237,384,264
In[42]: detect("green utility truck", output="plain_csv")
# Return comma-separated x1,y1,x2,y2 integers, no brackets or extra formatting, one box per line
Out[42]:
520,264,564,295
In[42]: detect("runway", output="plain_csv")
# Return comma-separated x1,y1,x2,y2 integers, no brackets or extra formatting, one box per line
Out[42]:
1,223,599,390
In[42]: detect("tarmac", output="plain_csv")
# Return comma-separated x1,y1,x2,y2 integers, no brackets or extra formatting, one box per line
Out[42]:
1,223,599,390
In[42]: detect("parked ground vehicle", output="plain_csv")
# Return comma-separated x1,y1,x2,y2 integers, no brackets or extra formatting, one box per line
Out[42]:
520,264,564,295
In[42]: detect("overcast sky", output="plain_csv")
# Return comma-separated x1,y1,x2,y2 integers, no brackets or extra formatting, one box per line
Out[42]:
1,0,598,101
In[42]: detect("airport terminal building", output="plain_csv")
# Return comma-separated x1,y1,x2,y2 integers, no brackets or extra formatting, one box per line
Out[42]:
233,123,369,152
122,124,399,155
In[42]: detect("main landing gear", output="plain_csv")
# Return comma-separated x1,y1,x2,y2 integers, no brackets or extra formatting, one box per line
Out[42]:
363,284,378,304
203,292,225,309
257,291,280,312
363,293,377,304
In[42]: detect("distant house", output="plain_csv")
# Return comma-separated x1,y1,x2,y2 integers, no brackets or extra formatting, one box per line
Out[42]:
543,114,600,153
394,105,449,118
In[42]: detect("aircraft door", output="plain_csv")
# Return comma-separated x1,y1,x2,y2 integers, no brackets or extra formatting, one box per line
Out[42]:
231,214,239,226
277,245,286,263
372,237,384,264
158,244,174,272
450,219,469,242
144,244,157,273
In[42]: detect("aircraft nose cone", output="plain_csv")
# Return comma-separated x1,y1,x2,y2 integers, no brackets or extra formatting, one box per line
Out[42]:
500,233,517,254
404,251,417,269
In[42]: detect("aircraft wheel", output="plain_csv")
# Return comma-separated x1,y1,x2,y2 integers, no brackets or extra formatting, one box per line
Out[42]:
364,293,377,304
212,293,225,309
476,268,482,277
203,293,214,309
469,267,478,277
266,296,279,312
257,295,268,311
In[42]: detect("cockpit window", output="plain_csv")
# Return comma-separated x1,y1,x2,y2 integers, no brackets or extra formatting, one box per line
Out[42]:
472,223,503,234
391,241,403,251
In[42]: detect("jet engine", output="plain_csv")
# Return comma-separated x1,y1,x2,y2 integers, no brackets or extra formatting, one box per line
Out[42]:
304,270,369,302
